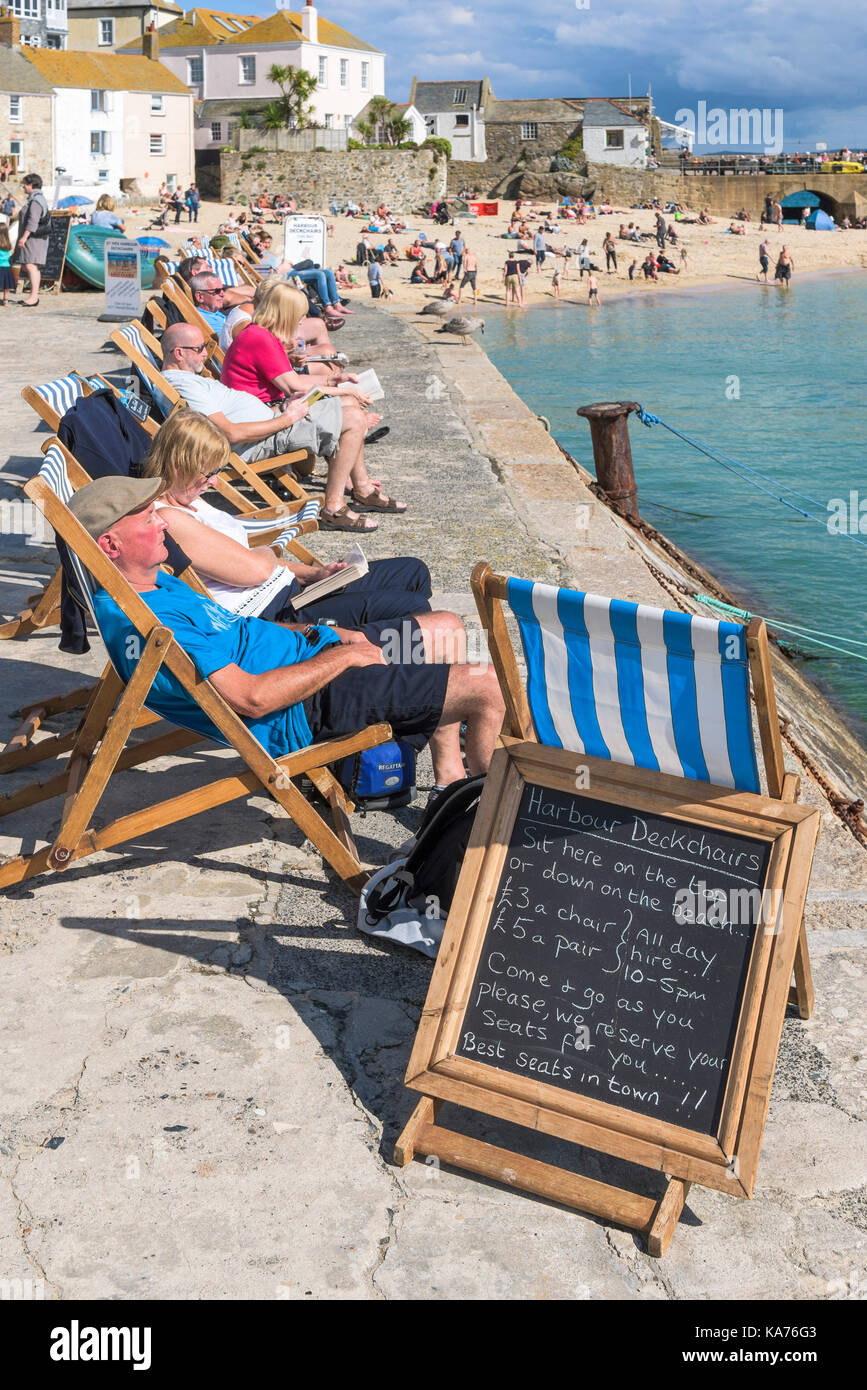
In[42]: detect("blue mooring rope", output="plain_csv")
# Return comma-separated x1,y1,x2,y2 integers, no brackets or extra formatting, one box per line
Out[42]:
634,407,867,551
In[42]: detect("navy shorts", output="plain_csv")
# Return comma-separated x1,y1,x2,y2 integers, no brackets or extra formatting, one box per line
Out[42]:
303,644,450,752
271,556,432,627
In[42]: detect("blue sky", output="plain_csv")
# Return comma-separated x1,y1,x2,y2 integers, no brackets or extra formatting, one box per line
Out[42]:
233,2,867,149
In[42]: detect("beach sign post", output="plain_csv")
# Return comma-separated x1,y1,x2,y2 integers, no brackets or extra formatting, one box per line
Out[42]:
395,566,819,1255
283,214,327,270
100,237,141,324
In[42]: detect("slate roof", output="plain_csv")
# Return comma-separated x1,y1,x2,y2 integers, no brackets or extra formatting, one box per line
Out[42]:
484,96,583,124
581,98,646,127
411,80,485,113
23,48,191,94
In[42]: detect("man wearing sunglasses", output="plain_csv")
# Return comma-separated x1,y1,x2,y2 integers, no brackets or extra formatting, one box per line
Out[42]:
189,272,230,333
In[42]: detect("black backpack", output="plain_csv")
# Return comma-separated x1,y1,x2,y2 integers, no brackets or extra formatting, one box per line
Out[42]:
361,776,486,937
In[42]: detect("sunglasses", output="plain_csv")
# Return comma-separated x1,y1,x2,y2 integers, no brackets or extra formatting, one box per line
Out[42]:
183,342,209,355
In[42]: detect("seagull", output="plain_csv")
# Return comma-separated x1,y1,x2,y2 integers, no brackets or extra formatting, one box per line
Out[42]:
419,300,454,317
436,315,486,344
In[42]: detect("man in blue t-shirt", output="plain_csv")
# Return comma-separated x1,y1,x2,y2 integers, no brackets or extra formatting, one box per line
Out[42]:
189,270,229,333
67,477,505,784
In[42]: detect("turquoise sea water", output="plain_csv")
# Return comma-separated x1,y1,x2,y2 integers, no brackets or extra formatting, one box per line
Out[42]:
480,274,867,736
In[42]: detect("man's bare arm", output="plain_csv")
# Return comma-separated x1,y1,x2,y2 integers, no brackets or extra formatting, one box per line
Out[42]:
208,399,308,448
208,639,384,720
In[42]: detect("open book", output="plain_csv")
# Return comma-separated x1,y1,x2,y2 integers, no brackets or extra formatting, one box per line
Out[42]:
354,369,385,402
289,543,368,611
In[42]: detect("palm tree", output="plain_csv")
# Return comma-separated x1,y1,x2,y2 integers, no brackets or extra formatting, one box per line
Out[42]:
266,63,318,130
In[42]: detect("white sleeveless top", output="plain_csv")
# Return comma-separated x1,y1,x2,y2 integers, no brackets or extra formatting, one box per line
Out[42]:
156,494,294,618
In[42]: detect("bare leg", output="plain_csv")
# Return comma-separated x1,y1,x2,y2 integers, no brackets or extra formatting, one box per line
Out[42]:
23,263,40,304
414,611,467,665
427,662,505,783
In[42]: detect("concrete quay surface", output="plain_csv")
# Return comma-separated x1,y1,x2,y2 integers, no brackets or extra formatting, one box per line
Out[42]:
0,294,864,1301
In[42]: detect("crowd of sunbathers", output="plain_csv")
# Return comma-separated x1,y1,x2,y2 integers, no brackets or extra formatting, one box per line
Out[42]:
61,222,507,806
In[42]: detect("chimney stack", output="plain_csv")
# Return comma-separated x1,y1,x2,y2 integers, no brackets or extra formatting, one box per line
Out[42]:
301,1,318,44
142,20,160,61
0,7,21,47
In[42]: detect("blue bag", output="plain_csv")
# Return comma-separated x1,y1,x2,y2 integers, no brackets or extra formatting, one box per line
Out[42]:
336,739,416,811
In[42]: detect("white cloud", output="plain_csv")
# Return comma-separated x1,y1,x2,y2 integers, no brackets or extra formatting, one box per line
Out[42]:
446,5,476,24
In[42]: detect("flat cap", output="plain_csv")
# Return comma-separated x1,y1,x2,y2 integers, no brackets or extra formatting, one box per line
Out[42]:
68,475,165,540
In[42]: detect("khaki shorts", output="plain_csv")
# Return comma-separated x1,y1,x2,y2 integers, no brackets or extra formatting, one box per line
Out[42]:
505,274,521,292
241,394,343,464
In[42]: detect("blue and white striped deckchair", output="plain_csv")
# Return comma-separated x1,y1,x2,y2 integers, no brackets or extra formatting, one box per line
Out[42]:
506,578,760,793
21,374,90,431
473,565,813,1019
238,497,320,550
204,255,242,288
111,322,176,420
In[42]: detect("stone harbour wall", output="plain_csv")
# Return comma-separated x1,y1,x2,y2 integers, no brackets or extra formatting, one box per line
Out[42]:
218,148,447,210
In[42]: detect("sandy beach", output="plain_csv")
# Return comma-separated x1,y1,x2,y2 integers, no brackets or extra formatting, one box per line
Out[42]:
113,191,867,310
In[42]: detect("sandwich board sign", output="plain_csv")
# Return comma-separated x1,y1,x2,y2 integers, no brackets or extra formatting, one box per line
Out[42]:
102,237,141,322
283,214,326,269
396,739,819,1255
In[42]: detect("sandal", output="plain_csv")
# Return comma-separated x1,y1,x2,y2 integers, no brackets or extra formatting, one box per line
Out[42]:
345,479,381,496
351,489,407,514
319,506,379,532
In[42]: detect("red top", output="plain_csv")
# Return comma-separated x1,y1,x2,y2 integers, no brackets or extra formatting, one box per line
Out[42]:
222,323,292,402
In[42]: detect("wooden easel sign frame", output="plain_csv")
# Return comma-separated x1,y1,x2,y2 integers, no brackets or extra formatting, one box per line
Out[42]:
397,741,819,1254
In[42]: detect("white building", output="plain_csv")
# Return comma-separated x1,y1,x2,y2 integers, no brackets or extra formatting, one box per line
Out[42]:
119,4,385,150
6,0,68,49
409,78,489,160
581,98,647,168
23,42,194,195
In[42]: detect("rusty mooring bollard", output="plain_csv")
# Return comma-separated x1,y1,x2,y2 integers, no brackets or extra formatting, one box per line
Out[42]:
577,401,641,525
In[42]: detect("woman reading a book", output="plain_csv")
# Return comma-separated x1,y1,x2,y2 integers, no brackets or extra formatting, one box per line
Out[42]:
222,281,361,403
143,413,466,658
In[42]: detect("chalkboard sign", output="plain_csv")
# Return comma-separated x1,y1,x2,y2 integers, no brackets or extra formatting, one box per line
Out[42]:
403,740,819,1226
456,783,770,1135
42,213,72,289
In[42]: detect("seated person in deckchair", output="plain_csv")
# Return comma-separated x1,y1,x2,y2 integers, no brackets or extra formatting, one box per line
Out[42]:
145,411,457,652
176,256,253,312
161,311,398,534
68,478,505,788
218,279,345,380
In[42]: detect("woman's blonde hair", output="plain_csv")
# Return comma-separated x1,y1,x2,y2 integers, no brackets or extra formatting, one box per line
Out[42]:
143,409,231,490
251,279,308,346
95,194,115,212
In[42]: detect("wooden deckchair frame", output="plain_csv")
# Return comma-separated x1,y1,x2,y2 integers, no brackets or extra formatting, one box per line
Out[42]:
0,476,392,893
395,562,816,1255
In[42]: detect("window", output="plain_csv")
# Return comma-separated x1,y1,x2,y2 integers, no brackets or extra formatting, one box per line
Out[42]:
9,95,21,124
361,61,369,91
149,133,165,156
11,0,39,16
605,128,624,149
23,33,39,45
46,33,62,47
98,168,110,182
239,55,255,85
210,121,222,142
99,17,114,45
324,114,332,129
318,55,327,85
90,131,111,155
455,114,469,128
453,88,467,104
91,89,107,112
10,139,23,163
151,94,164,114
520,122,538,140
188,55,203,85
339,58,348,88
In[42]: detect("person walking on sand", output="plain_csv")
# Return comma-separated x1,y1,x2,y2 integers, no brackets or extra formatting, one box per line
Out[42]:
603,233,617,273
587,272,601,307
679,245,688,271
551,267,561,298
775,245,794,289
757,237,771,283
456,246,478,307
533,228,546,271
772,200,783,229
